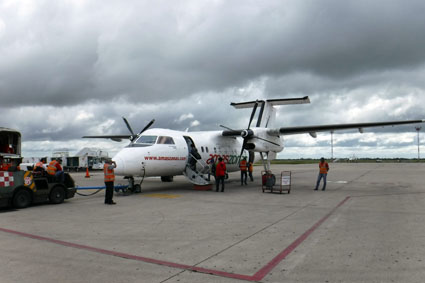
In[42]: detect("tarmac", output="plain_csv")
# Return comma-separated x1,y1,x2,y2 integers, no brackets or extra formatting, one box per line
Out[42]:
1,163,425,283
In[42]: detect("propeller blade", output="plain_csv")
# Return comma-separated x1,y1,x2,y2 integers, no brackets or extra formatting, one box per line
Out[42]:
253,136,281,147
247,101,258,129
122,117,136,136
139,119,155,135
239,139,247,162
219,125,236,131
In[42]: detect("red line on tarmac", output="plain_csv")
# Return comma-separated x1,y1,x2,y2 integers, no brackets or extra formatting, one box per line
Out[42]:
0,227,253,281
0,196,350,282
251,196,351,281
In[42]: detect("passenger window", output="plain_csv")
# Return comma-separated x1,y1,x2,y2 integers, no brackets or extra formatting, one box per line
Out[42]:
157,136,175,144
201,146,204,153
206,147,209,153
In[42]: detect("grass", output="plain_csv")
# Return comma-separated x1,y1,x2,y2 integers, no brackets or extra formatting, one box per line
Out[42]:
262,159,425,165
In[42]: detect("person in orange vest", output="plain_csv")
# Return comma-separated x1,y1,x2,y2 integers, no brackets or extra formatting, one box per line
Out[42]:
47,158,64,183
314,157,329,191
33,157,47,173
248,161,254,182
239,157,248,186
104,159,117,205
215,157,226,192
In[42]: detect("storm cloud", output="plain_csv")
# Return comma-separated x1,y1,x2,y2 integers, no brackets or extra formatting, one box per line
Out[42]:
0,0,424,158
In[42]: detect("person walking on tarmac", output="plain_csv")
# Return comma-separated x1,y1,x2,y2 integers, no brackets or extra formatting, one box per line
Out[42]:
239,157,248,185
215,157,226,192
104,159,117,205
248,161,254,182
47,158,64,183
315,157,329,191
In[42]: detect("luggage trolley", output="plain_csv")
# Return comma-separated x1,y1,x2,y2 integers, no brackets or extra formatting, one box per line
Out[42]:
280,171,291,194
261,171,292,194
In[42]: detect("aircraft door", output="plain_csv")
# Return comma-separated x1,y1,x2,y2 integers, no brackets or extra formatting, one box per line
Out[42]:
183,136,200,170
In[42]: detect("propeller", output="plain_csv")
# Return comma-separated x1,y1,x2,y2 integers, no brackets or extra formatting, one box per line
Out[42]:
239,101,259,160
122,117,155,142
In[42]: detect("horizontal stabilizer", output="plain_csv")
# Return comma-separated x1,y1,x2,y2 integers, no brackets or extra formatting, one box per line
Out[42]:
266,96,310,106
230,96,310,109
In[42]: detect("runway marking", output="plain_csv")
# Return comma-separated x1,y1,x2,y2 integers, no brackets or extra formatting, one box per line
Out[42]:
251,196,351,281
142,193,181,199
0,196,350,282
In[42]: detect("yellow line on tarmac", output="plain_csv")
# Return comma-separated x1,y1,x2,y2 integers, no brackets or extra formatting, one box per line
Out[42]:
142,193,181,199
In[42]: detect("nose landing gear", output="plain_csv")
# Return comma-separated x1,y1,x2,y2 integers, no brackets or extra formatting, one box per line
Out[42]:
120,175,143,195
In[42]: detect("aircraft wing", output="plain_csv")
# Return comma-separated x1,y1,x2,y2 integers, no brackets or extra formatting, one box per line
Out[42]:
274,119,424,136
82,135,132,142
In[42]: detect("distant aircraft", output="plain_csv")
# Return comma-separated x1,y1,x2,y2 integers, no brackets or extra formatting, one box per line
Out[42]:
84,96,424,191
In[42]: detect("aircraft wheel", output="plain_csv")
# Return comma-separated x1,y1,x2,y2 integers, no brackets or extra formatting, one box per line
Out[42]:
134,184,142,193
49,185,65,204
13,189,32,208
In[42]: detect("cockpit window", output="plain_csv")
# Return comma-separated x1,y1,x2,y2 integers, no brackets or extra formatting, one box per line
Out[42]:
135,135,157,145
157,136,175,145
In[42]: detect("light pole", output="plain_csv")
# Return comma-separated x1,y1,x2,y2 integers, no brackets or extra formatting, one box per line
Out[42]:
416,127,422,160
331,131,334,162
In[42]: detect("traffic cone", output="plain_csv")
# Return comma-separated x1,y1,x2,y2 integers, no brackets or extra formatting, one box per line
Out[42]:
85,167,90,178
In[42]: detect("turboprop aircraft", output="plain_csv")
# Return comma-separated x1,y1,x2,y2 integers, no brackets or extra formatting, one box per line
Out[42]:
83,96,424,191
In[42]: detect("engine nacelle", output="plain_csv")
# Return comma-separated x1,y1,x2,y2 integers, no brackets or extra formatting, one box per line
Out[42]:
245,128,284,152
245,141,283,152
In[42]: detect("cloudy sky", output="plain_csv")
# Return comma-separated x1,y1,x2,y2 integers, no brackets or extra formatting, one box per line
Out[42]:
1,0,425,159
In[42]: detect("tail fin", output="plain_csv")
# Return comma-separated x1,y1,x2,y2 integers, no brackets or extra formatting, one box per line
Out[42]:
230,96,310,128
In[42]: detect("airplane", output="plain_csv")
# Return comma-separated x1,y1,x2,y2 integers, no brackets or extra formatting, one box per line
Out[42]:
83,96,424,192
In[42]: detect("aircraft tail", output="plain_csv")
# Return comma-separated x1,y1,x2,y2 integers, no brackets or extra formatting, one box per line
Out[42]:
230,96,310,128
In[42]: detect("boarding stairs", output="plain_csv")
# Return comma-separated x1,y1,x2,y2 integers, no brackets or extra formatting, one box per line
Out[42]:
183,155,211,186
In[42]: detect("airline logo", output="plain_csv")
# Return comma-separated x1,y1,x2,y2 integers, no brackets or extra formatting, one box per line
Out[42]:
0,172,14,187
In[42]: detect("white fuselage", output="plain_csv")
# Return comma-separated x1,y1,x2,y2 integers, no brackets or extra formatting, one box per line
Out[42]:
112,128,276,178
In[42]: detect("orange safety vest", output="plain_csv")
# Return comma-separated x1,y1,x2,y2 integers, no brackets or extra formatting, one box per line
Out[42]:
34,162,44,170
104,163,115,182
319,162,329,174
239,160,247,171
47,160,58,175
248,162,253,172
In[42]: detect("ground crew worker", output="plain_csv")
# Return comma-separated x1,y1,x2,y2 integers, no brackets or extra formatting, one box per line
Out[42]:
215,157,226,192
248,161,254,182
239,157,248,185
33,157,47,173
104,159,117,205
314,157,329,191
47,158,64,183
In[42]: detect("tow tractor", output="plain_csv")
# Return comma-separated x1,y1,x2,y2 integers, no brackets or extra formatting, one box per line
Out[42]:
0,128,76,208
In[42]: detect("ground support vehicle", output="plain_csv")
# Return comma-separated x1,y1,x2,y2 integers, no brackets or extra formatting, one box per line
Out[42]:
0,170,76,208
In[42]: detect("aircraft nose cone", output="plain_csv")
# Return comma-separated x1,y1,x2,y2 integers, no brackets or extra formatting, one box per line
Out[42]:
113,157,126,175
